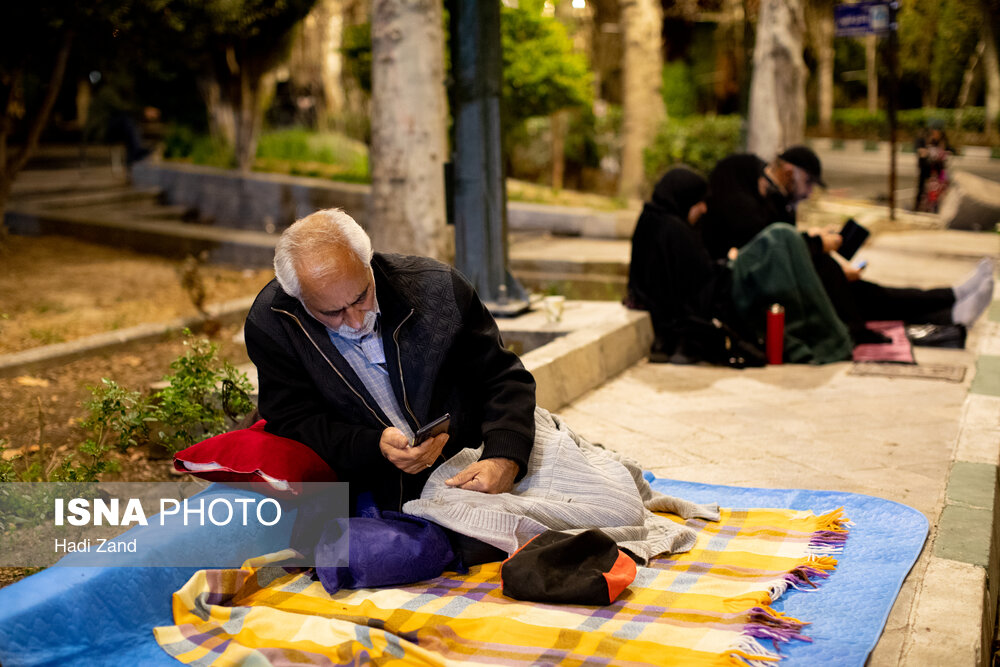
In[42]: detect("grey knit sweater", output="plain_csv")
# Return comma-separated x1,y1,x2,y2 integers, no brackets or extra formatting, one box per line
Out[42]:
403,407,720,563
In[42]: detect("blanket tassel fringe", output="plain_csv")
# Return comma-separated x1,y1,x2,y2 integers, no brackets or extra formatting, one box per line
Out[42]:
727,508,849,666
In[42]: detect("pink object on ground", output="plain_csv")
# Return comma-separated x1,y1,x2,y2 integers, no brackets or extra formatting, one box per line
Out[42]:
851,321,915,364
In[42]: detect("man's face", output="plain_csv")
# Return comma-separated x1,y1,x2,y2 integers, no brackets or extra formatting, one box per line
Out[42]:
786,164,815,203
687,200,708,225
298,249,376,332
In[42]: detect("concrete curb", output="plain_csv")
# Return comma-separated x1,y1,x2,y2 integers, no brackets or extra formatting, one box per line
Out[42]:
0,297,256,379
519,305,653,412
908,310,1000,665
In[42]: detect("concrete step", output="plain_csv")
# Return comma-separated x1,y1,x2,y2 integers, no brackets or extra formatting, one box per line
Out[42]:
512,270,627,302
26,186,163,211
5,204,277,267
126,202,199,222
11,169,128,200
509,256,628,277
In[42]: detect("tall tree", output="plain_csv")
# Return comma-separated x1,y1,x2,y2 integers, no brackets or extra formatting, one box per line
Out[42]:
0,1,133,225
806,0,835,135
747,0,807,160
368,0,449,259
619,0,665,200
866,35,878,113
288,0,347,130
178,0,317,172
981,1,1000,140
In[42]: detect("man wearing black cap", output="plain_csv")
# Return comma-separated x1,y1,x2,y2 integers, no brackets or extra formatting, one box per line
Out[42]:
698,146,993,344
700,145,829,260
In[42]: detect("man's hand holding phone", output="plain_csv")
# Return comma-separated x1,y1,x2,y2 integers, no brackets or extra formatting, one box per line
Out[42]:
379,413,450,474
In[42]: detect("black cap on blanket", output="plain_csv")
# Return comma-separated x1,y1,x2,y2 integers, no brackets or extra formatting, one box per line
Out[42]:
500,529,637,605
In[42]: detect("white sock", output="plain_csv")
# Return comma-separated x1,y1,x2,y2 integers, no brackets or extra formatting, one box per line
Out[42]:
953,258,995,301
952,277,994,327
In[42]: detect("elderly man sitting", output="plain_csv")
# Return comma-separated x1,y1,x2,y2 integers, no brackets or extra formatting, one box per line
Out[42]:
246,209,717,575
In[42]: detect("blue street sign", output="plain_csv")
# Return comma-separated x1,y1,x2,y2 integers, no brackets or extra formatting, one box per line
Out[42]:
834,1,895,37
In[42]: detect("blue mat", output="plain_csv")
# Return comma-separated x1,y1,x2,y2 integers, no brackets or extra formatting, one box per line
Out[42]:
649,476,929,666
0,480,927,666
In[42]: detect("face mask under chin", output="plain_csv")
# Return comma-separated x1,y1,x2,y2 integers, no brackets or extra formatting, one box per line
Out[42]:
334,308,378,339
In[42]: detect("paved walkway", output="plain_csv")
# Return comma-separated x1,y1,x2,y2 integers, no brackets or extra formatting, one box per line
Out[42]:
550,228,1000,664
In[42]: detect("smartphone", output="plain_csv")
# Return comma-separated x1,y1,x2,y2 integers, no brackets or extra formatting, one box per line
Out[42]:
411,413,450,447
838,218,870,260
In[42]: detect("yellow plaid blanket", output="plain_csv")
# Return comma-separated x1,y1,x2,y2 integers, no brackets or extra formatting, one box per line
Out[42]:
154,507,847,666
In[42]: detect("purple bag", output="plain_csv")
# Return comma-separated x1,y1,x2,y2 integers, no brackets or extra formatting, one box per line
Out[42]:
314,510,455,594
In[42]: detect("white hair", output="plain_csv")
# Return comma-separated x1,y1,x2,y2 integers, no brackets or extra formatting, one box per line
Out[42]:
273,208,374,299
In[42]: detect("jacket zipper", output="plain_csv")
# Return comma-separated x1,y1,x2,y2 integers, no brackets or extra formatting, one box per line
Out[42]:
392,309,419,429
271,307,390,429
274,305,422,512
393,309,418,512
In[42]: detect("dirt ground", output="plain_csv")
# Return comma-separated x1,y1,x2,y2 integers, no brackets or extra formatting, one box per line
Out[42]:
0,236,270,472
0,235,274,354
1,235,273,587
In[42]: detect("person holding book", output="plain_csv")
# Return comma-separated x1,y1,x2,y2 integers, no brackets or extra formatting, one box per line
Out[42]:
627,167,853,364
698,146,994,341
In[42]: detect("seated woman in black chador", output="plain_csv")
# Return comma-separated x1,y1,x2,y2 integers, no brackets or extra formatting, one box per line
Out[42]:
626,167,853,365
627,167,995,365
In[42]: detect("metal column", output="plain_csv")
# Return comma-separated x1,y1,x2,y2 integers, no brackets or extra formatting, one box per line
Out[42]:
448,0,528,316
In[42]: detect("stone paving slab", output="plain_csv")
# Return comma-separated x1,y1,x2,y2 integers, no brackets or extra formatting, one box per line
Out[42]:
553,235,999,665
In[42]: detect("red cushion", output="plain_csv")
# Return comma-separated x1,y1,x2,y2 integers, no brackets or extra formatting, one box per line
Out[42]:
173,420,337,495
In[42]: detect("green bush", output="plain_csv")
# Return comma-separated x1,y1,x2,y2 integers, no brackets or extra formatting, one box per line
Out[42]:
0,334,255,484
152,335,255,453
189,135,235,168
956,107,987,132
342,22,372,95
500,0,592,135
661,61,697,119
831,109,886,138
255,128,369,180
644,114,743,184
163,124,198,159
825,107,994,139
163,126,370,182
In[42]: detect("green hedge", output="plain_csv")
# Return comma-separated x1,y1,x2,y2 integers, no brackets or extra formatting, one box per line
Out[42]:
644,114,743,185
162,126,369,182
822,107,998,138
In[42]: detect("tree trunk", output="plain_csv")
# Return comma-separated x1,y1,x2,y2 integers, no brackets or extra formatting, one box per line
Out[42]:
815,2,834,135
715,0,744,111
866,35,878,113
956,38,985,131
551,110,567,190
983,14,1000,142
198,76,237,147
235,59,259,173
0,31,73,226
289,0,346,130
369,0,449,259
747,0,807,161
619,0,665,200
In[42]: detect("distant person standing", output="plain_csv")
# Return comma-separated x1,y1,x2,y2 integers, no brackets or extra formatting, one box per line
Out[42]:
914,120,953,212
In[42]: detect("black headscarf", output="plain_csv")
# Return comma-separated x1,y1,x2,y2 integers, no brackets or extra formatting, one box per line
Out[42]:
650,167,708,220
627,167,724,354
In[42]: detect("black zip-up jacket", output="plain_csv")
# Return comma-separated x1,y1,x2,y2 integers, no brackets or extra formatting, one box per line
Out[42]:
244,253,537,510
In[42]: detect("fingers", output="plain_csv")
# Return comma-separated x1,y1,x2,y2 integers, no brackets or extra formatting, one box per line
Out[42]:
445,466,478,488
445,459,518,494
381,429,446,474
381,427,410,450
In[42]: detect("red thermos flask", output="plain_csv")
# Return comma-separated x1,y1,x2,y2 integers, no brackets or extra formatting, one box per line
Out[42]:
766,304,784,365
